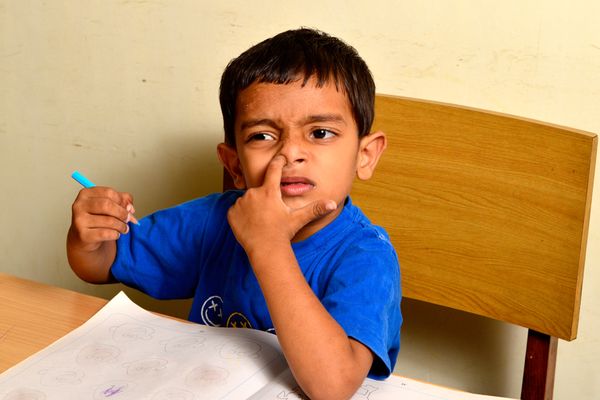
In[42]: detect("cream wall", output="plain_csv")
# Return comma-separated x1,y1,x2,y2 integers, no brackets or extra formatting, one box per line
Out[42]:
1,1,598,398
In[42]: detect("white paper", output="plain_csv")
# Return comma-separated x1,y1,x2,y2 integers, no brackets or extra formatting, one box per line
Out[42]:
249,368,516,400
0,292,286,399
0,292,515,400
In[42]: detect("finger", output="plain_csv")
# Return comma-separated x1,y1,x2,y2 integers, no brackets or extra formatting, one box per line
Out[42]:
83,197,131,222
126,204,140,225
82,227,123,243
293,199,337,228
72,209,130,234
78,187,137,223
81,186,135,209
71,215,129,250
126,202,136,215
86,215,130,234
263,155,286,189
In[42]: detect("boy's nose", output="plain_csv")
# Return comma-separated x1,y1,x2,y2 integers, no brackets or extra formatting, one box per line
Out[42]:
277,136,307,164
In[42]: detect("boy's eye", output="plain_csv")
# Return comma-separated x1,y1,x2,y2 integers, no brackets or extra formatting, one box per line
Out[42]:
311,129,335,139
247,133,275,142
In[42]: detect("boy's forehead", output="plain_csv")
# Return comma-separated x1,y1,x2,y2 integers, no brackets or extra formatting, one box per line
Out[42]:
235,77,352,117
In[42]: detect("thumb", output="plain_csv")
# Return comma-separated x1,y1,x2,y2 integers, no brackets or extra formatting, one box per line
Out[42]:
293,199,338,228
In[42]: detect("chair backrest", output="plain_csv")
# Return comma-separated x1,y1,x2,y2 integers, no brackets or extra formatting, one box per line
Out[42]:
351,94,597,399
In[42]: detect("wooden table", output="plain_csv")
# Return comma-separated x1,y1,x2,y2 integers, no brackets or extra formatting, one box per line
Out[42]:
0,273,108,373
0,273,514,399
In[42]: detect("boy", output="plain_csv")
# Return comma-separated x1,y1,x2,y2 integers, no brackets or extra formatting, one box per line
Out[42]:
67,28,401,400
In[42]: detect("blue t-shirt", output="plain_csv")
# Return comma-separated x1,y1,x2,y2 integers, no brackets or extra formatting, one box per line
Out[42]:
111,191,402,379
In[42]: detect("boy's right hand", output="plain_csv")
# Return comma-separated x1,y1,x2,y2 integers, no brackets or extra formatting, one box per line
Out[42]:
68,187,136,252
67,187,136,283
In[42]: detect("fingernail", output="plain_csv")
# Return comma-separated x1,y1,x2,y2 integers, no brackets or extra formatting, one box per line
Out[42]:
325,201,337,211
128,214,140,226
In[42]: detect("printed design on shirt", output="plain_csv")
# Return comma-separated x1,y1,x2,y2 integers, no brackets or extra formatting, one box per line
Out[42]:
200,295,223,326
225,312,252,329
200,295,259,330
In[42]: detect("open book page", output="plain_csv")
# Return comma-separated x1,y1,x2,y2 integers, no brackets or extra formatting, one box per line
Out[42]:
0,292,516,400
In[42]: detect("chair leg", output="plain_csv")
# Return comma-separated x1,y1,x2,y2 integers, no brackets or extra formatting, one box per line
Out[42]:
521,329,558,400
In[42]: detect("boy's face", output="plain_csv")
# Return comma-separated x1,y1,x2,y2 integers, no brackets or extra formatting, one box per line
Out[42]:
219,76,385,237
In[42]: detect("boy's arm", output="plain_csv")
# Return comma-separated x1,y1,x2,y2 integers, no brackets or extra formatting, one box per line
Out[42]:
67,187,135,283
248,245,374,400
227,156,373,400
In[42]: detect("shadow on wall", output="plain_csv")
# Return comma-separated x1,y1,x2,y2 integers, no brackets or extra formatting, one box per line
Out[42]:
123,130,224,215
396,298,527,398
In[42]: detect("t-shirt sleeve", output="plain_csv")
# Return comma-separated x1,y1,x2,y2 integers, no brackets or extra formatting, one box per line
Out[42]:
320,230,402,380
110,193,233,299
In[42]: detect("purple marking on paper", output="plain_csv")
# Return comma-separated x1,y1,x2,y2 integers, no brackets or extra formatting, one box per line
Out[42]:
103,385,125,397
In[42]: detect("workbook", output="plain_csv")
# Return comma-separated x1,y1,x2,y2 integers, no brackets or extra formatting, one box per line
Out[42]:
0,292,514,399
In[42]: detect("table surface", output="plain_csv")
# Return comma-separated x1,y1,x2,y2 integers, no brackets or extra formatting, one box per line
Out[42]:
0,274,492,399
0,273,108,373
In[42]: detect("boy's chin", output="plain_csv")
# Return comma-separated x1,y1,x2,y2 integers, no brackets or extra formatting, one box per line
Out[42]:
281,196,311,211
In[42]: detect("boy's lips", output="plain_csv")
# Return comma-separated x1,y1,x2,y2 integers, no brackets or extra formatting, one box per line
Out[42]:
280,176,315,196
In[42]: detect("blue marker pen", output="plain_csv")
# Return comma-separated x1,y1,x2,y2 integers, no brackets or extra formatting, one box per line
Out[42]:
71,170,96,188
71,170,140,225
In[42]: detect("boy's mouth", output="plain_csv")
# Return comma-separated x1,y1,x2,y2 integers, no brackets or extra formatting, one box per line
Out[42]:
280,177,315,196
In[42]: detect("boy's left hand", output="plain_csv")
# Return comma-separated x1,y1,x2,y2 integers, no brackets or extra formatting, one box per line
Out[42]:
227,155,373,399
227,155,337,254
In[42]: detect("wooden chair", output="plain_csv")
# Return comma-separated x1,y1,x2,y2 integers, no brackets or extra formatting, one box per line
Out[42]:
351,95,597,399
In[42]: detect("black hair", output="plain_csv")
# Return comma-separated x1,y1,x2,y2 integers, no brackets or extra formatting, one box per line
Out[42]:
219,28,375,145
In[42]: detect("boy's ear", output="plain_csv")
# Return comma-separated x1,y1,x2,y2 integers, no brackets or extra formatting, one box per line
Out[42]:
356,131,387,180
217,143,247,189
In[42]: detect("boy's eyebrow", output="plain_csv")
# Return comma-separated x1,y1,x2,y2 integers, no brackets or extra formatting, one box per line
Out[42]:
240,119,279,131
303,113,347,126
240,114,347,131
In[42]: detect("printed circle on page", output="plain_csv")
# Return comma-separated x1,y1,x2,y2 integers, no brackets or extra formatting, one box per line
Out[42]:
150,387,195,400
184,365,229,389
218,339,261,359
